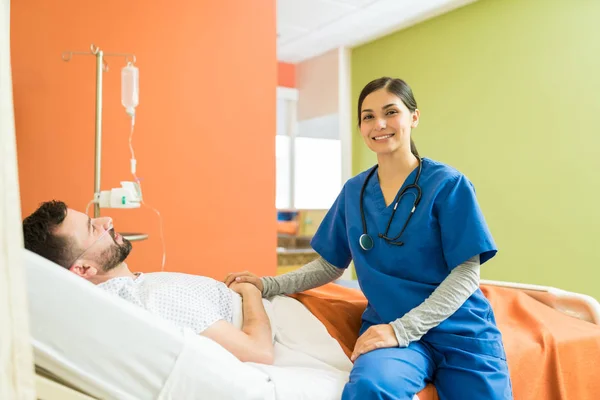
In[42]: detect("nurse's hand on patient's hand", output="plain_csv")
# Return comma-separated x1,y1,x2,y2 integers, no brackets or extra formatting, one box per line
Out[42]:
350,324,399,362
224,271,264,293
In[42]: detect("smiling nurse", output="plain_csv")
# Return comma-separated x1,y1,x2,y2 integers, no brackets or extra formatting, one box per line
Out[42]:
226,77,513,400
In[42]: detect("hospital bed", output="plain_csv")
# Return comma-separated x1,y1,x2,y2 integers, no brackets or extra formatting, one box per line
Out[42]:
25,249,600,400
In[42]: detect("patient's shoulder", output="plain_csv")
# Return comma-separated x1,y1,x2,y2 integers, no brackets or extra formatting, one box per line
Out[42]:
143,271,221,287
97,276,145,307
98,275,136,292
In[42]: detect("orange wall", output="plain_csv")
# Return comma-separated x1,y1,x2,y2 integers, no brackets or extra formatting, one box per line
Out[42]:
277,62,296,88
11,0,277,279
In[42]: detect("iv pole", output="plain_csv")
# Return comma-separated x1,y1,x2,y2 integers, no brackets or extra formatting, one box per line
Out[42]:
61,44,136,218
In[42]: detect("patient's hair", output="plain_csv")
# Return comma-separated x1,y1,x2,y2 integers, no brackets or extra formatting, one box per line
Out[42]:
23,200,75,269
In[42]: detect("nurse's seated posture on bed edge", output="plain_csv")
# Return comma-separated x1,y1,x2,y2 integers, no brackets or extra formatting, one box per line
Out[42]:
228,77,513,399
22,200,274,365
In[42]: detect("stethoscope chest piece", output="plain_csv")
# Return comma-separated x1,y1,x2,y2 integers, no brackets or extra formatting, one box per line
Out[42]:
359,233,374,251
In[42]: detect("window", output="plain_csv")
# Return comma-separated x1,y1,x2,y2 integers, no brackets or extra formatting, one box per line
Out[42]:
294,137,341,209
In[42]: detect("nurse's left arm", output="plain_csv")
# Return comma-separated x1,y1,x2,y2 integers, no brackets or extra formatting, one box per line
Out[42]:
351,255,480,360
389,255,480,347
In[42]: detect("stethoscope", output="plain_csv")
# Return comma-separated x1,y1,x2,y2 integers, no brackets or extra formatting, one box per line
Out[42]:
359,157,423,251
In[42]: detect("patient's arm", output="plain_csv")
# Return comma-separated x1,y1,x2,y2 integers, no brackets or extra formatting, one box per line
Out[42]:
201,282,274,365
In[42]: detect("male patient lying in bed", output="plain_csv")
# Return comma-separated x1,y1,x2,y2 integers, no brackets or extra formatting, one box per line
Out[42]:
22,200,274,365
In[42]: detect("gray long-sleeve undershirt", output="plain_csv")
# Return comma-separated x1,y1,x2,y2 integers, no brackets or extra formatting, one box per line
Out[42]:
261,257,344,298
261,255,481,347
389,255,480,346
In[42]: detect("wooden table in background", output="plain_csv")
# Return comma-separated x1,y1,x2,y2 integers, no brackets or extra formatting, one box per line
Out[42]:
276,248,319,274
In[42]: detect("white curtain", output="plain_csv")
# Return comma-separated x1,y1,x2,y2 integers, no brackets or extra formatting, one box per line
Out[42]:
0,0,36,398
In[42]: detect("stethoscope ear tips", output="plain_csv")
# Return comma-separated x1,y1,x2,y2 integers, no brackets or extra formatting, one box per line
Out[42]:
359,234,374,251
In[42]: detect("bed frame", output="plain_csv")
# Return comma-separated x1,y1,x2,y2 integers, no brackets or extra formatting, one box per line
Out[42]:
34,280,600,400
480,279,600,325
35,366,95,400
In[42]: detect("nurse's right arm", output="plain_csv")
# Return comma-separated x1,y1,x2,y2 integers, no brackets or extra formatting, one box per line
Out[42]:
260,256,343,297
224,257,343,298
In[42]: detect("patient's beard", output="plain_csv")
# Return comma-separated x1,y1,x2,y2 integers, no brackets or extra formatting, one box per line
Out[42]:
98,231,133,272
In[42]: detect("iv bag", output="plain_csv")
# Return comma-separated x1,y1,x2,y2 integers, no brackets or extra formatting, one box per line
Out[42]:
121,62,139,116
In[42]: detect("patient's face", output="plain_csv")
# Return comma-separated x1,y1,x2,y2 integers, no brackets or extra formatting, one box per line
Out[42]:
56,209,132,272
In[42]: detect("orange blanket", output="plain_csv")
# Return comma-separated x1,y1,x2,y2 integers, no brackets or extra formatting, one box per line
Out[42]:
291,284,600,400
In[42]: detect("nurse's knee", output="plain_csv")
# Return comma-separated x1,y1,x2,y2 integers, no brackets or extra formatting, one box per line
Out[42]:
344,351,416,400
344,376,380,400
344,373,414,400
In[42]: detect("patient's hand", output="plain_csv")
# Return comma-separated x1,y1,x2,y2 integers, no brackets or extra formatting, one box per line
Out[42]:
204,279,274,365
229,281,260,296
224,271,264,293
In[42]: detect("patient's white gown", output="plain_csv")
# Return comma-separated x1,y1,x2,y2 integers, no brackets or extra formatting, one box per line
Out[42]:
98,271,234,334
99,271,354,400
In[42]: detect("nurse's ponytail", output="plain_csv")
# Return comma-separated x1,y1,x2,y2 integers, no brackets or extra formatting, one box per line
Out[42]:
358,77,420,158
410,138,419,158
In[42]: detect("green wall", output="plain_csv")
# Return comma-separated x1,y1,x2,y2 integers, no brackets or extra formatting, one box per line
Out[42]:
351,0,600,300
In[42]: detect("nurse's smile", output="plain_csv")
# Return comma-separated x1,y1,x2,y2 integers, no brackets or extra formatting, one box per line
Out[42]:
373,133,395,141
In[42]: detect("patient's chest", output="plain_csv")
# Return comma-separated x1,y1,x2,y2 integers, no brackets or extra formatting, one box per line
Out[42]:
99,272,233,334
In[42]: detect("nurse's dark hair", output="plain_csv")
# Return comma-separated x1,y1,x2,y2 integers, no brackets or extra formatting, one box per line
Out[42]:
358,77,419,158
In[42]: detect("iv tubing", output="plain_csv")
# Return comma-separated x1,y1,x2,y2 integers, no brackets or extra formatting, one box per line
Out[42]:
129,116,167,270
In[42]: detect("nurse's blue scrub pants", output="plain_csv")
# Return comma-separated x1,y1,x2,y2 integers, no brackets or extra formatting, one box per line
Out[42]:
342,340,513,400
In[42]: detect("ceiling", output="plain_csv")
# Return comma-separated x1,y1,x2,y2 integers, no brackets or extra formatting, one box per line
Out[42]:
277,0,477,63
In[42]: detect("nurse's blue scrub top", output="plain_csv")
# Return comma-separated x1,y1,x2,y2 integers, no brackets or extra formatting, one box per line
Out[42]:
311,158,502,354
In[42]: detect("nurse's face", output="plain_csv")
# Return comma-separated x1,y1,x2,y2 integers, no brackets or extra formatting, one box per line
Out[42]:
359,89,419,155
